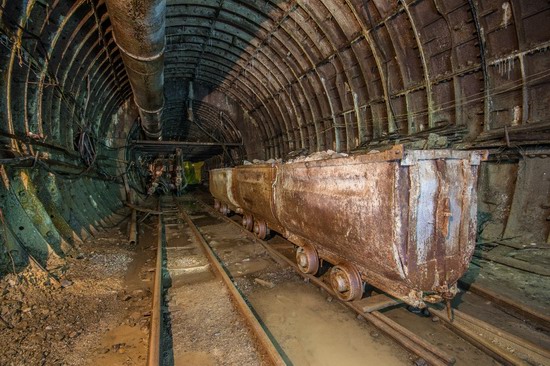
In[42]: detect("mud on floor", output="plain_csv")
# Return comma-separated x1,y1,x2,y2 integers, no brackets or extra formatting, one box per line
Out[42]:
0,224,155,366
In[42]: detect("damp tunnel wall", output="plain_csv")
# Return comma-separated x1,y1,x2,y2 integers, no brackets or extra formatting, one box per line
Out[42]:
0,0,134,271
1,0,550,273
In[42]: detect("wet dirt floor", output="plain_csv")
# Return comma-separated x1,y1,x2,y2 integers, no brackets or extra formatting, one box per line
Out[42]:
0,210,155,365
185,202,414,366
249,281,411,366
2,193,548,366
183,195,550,366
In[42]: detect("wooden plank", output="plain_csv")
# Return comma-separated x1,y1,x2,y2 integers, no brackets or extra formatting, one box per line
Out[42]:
355,294,401,313
458,280,550,330
475,245,550,276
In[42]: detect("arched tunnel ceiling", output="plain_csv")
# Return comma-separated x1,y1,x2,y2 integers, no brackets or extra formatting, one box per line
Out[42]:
161,0,550,160
0,0,549,162
0,0,131,155
2,2,550,362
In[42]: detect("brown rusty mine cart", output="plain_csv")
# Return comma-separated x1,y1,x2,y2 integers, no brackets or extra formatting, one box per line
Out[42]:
210,145,488,308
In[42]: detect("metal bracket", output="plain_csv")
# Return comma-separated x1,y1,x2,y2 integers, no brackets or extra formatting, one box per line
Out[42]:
469,153,482,166
400,152,417,166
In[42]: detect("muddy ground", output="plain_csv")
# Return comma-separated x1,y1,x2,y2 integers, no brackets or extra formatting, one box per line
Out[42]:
0,218,155,366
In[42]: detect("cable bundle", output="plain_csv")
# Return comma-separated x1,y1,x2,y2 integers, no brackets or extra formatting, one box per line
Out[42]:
76,130,96,167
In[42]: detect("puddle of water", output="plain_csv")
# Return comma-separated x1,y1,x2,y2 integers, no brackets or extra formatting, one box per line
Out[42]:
249,281,410,366
192,216,223,227
90,324,146,366
165,234,189,248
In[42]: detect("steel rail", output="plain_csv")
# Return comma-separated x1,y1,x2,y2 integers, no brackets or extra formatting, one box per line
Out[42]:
196,200,455,366
430,307,550,366
200,199,550,366
146,200,164,366
453,309,550,360
176,202,287,366
458,280,550,330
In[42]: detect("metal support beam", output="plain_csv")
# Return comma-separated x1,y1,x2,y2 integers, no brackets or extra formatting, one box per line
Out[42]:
132,140,242,147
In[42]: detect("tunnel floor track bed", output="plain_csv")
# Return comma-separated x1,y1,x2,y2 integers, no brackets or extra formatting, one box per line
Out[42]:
180,195,550,366
143,194,550,366
148,197,284,365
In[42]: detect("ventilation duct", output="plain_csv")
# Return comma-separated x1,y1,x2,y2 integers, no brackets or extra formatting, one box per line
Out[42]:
105,0,166,140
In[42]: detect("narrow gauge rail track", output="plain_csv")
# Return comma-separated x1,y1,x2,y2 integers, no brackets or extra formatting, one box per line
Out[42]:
197,199,550,366
190,199,454,366
146,200,163,366
146,197,286,366
175,201,287,366
457,279,550,331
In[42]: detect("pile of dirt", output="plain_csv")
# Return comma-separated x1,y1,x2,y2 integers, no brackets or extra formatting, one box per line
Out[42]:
286,149,349,163
242,150,349,166
0,229,153,365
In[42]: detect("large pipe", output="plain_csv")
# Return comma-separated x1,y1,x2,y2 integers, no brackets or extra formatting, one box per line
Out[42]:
105,0,165,140
128,209,137,245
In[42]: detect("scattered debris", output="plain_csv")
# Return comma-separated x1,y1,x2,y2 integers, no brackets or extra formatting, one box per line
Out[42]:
0,228,152,365
254,278,275,289
286,149,349,163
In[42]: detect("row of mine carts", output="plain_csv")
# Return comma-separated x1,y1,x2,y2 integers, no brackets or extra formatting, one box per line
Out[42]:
209,145,487,308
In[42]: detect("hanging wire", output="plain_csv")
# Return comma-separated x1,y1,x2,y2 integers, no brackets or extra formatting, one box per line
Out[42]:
75,129,97,167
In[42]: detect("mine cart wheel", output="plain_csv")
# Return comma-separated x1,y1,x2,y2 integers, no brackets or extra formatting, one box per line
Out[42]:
253,220,269,239
220,204,230,216
296,244,319,274
214,199,221,211
242,214,254,231
329,263,363,301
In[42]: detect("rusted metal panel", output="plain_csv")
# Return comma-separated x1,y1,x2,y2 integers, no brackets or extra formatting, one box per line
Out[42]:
230,164,284,233
273,146,486,306
502,157,550,244
209,168,240,211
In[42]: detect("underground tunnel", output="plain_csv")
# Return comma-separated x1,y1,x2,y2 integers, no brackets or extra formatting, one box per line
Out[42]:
0,0,549,365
